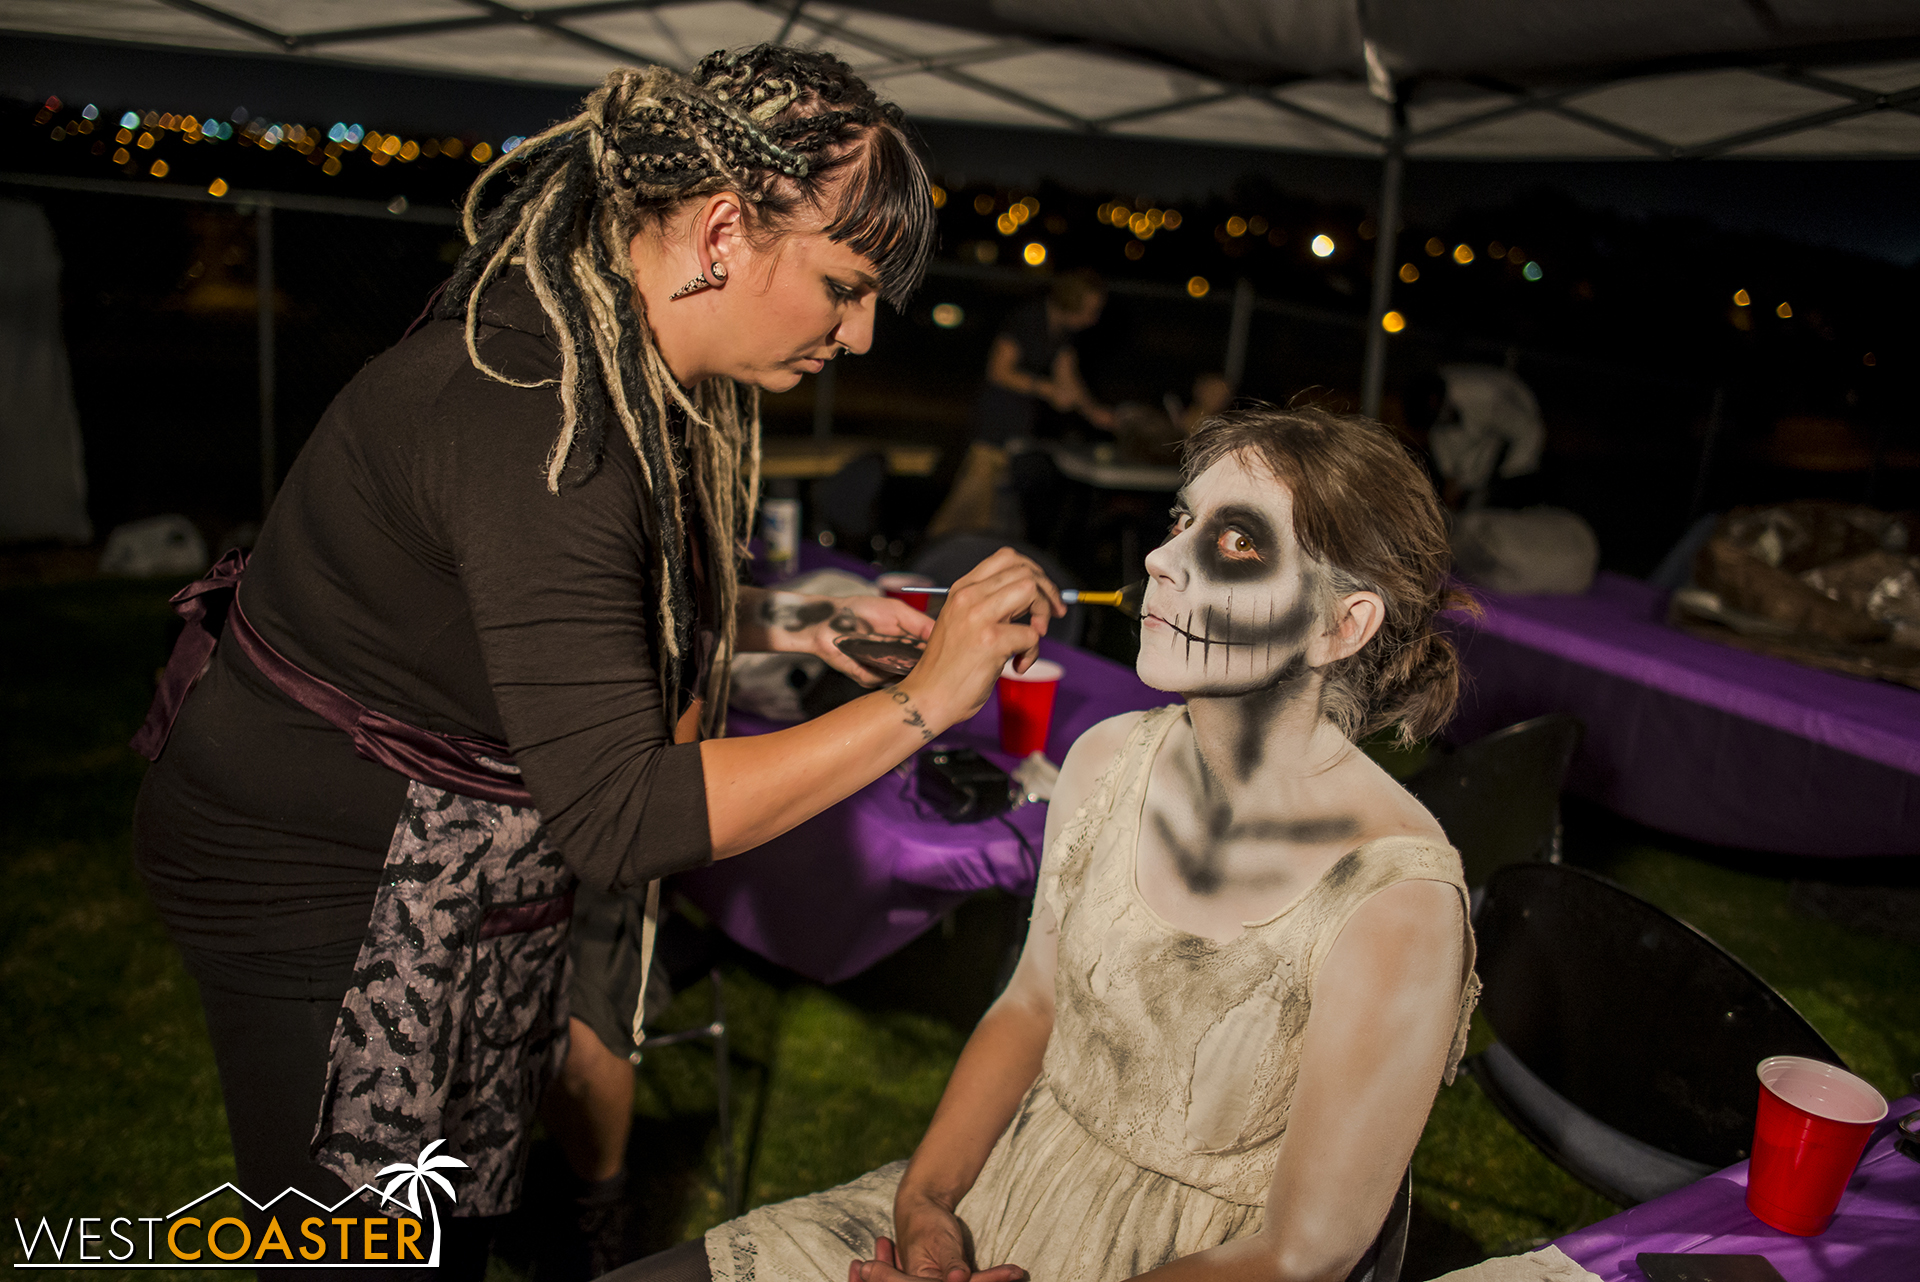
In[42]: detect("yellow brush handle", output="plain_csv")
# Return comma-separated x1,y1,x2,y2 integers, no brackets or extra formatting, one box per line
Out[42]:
1071,590,1125,607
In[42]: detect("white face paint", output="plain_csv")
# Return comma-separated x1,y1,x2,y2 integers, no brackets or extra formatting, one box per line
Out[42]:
1136,451,1321,698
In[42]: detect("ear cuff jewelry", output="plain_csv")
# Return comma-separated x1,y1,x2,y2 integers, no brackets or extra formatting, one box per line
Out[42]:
670,261,728,300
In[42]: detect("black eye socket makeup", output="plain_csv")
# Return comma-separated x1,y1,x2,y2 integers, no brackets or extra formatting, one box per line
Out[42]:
1194,504,1281,584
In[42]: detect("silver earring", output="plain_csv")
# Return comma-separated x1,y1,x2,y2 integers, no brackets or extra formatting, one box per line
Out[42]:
669,272,710,301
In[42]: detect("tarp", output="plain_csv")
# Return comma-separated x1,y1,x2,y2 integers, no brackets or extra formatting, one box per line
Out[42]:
4,0,1918,159
0,198,91,544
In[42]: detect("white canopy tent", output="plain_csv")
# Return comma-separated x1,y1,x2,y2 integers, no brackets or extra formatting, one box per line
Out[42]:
7,0,1918,415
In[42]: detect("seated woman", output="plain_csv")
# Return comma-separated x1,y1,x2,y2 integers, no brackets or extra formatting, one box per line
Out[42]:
614,405,1478,1282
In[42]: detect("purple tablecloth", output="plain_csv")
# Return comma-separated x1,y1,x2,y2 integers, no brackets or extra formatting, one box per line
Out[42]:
674,548,1167,982
1555,1094,1920,1281
1447,573,1920,858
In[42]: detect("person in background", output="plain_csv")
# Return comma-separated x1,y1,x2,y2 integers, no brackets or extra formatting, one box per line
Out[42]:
927,269,1115,540
1179,371,1236,436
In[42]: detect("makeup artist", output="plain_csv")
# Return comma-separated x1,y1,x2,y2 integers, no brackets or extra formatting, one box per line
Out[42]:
129,47,1060,1278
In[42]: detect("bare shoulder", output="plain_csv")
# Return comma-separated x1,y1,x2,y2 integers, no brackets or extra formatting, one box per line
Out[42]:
1333,875,1466,984
1049,710,1150,817
1342,750,1450,848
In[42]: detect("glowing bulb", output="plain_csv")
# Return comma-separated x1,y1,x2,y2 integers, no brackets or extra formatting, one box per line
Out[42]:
1186,276,1210,298
207,177,228,197
1163,210,1182,229
1398,263,1419,283
1452,243,1474,265
996,212,1017,235
1226,216,1248,238
1381,311,1407,333
1775,301,1792,319
120,111,139,130
149,159,169,178
1311,234,1335,258
1124,240,1145,260
1732,289,1750,307
470,141,492,163
973,193,995,215
1425,237,1445,257
1523,261,1543,281
931,303,964,328
929,184,947,209
1022,242,1047,266
502,135,525,154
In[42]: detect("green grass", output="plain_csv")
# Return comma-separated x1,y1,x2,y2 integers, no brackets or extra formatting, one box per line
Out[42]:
4,573,1916,1280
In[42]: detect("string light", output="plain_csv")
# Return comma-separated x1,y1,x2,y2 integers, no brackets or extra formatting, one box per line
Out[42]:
1776,301,1793,318
1311,234,1335,258
1187,276,1210,298
931,303,963,328
1522,261,1543,281
929,183,946,209
1732,289,1751,306
1022,242,1047,266
1381,310,1407,333
1398,263,1419,283
1425,237,1445,257
1452,243,1474,264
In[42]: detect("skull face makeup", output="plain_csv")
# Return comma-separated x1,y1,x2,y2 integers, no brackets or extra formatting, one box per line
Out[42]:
1137,450,1323,699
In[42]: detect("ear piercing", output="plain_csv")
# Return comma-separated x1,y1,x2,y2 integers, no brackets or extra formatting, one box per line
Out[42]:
669,261,728,300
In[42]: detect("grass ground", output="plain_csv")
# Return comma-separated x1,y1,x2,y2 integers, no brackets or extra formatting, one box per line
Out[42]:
3,570,1915,1280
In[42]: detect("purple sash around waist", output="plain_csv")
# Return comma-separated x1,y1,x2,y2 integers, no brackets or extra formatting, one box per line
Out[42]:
132,549,535,808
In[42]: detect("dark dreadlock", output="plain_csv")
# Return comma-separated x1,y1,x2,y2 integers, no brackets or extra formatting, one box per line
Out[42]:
434,45,937,733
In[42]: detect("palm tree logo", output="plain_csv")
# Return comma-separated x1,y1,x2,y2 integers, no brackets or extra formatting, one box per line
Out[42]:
376,1140,469,1267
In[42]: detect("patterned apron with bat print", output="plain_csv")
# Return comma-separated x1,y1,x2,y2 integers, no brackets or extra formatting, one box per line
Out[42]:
134,549,671,1215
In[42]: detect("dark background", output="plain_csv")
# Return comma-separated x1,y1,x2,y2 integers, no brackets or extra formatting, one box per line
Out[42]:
5,34,1916,578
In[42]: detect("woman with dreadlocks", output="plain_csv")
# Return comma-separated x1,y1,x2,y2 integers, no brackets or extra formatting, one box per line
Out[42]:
131,46,1060,1278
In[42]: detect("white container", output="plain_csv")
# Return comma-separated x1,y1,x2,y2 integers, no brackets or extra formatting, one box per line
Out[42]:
760,497,801,566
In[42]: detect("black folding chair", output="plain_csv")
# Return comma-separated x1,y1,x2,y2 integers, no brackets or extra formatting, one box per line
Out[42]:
1468,863,1844,1206
1404,714,1583,889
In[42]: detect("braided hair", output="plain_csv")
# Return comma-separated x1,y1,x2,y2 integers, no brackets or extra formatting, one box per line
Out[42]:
435,45,937,732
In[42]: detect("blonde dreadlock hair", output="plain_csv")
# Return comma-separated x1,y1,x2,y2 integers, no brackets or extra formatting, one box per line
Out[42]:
435,45,936,734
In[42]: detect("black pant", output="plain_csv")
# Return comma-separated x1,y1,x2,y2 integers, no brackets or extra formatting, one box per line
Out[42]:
196,978,501,1279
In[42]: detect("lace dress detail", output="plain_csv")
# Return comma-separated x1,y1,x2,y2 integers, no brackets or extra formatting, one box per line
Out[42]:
707,706,1478,1281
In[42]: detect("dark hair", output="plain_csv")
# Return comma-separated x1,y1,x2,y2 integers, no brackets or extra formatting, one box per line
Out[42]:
1183,405,1472,745
432,45,936,730
1049,268,1106,312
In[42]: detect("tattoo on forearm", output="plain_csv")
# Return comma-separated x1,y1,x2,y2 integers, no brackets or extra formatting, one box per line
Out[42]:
758,594,837,632
890,689,934,741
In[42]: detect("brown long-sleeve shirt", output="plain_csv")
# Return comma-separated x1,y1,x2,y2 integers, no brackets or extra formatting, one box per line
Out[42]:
134,272,713,998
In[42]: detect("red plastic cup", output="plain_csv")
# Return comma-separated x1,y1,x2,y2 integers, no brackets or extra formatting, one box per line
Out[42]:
996,659,1063,757
1746,1055,1887,1236
876,572,935,614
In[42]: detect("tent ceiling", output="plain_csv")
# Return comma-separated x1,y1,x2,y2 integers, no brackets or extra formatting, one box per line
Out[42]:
5,0,1918,158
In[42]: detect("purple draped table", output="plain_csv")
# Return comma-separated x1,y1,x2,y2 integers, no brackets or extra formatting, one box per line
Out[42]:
674,547,1167,983
1554,1093,1920,1281
1444,573,1920,858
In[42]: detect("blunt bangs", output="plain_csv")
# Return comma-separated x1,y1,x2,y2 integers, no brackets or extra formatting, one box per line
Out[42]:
820,123,937,309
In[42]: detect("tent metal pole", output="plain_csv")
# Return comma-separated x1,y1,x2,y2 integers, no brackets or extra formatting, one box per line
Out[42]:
1224,277,1254,389
257,200,277,517
1361,102,1406,421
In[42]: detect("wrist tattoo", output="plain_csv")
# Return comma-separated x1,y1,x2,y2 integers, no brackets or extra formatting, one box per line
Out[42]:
889,689,934,741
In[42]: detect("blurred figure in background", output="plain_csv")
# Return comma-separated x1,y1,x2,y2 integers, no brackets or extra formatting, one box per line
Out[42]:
1427,363,1546,510
928,269,1114,540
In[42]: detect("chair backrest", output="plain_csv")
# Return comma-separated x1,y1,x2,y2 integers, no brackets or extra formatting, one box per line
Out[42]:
912,532,1086,648
1475,862,1843,1168
811,451,888,548
1405,714,1583,887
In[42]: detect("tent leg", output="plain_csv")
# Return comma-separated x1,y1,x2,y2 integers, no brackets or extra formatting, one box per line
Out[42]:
257,201,277,517
1361,105,1406,421
1224,277,1254,389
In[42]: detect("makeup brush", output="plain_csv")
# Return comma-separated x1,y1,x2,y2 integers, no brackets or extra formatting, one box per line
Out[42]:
911,581,1144,618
